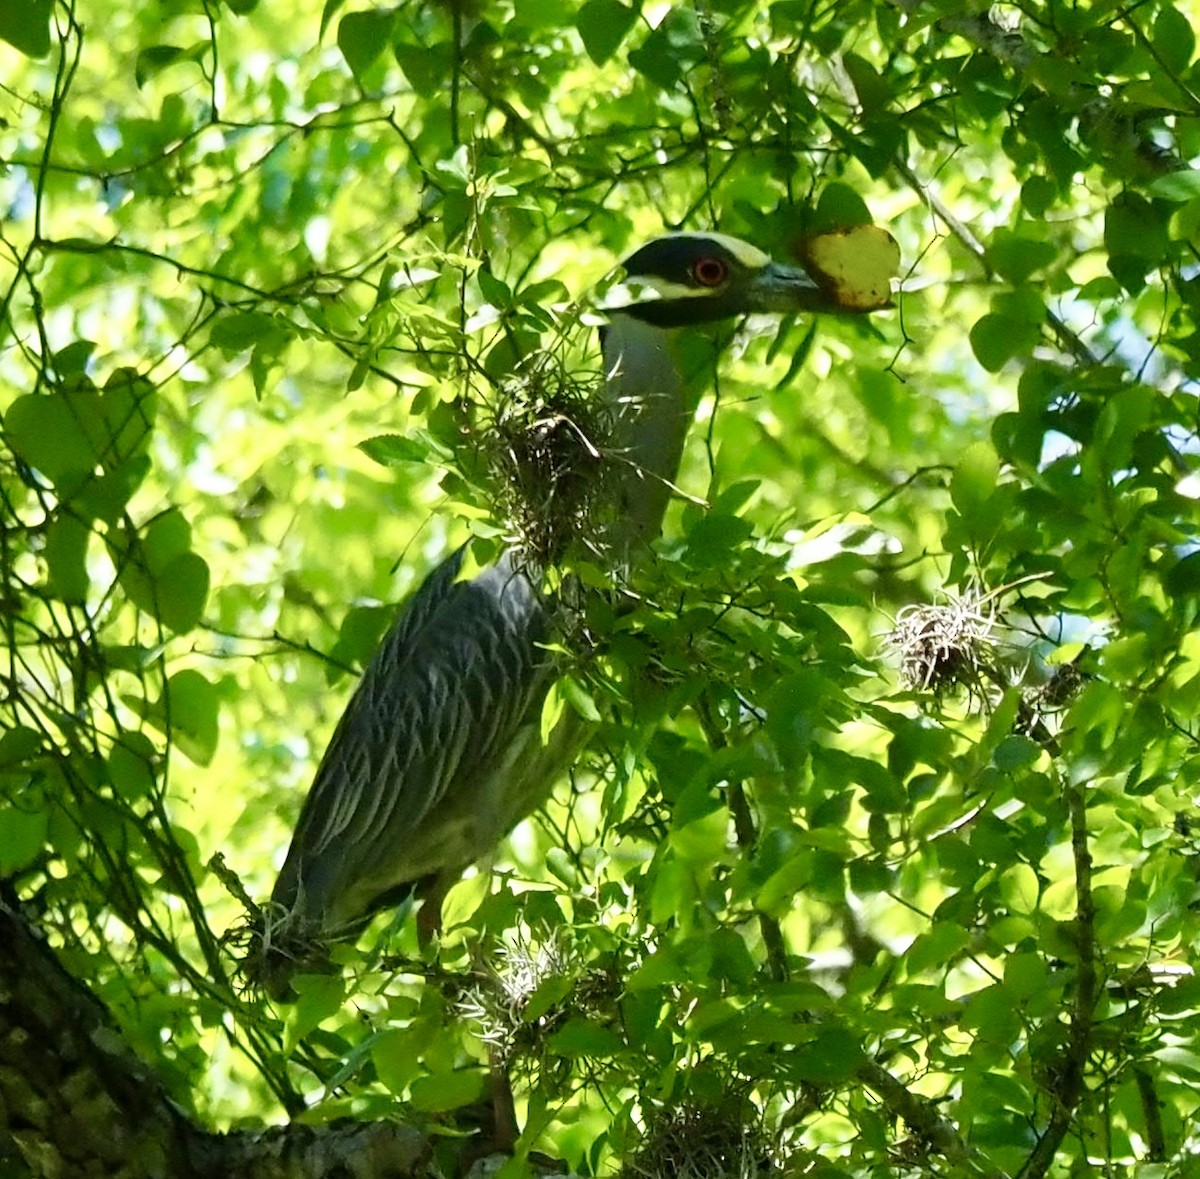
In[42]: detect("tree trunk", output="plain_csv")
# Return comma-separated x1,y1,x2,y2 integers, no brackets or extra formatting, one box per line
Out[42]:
0,894,436,1179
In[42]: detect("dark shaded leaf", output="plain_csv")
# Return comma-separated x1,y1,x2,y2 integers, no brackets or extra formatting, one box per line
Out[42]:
577,0,637,65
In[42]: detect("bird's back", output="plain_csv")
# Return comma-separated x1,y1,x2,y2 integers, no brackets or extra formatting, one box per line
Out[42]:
269,548,556,938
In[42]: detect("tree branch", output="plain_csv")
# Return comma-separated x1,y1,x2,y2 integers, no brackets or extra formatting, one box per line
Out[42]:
855,1060,1010,1179
1016,770,1099,1179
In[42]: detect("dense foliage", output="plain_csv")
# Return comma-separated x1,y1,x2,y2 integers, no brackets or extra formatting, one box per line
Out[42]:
4,0,1200,1174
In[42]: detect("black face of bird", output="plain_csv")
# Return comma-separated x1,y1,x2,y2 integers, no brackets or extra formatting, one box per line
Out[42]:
606,232,824,328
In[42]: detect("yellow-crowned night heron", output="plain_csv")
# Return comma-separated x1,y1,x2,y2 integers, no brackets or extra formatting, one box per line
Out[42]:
256,233,825,997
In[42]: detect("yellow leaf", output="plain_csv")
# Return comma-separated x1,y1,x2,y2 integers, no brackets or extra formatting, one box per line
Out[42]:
802,224,900,311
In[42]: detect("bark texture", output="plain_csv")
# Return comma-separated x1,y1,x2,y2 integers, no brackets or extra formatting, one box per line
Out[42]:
0,895,438,1179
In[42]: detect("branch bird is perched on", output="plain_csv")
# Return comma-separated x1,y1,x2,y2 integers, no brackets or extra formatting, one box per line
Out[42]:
252,233,828,999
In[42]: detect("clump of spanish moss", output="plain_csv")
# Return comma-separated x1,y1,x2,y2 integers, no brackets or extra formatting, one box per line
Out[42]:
212,854,336,1000
885,575,1086,751
456,927,616,1067
624,1094,778,1179
225,900,338,1001
482,364,613,566
887,587,1003,700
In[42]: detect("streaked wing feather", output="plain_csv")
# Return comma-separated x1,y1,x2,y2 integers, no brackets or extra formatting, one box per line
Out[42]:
271,550,551,931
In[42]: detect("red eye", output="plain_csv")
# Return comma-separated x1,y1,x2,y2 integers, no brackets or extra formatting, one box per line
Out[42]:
692,257,728,287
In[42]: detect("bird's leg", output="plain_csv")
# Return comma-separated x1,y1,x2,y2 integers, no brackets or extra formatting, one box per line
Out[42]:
414,873,449,947
489,1053,519,1152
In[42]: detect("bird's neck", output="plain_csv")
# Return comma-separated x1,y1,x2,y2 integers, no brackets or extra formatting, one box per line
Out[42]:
599,313,700,559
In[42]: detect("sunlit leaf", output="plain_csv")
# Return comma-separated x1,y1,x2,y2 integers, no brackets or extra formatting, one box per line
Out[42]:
801,224,899,311
408,1069,487,1112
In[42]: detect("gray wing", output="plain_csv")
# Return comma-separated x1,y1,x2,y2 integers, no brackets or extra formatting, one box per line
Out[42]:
270,546,553,934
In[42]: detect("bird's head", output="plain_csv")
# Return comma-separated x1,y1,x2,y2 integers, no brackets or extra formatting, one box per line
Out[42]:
603,232,824,327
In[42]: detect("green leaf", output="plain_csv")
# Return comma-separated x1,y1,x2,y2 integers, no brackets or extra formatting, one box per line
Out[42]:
950,440,999,520
7,374,155,513
477,267,511,306
961,983,1021,1043
766,669,837,766
538,679,567,745
546,1017,623,1057
684,512,754,563
320,0,347,39
514,0,563,27
1094,885,1146,943
964,314,1041,374
0,806,49,874
1105,193,1169,289
1020,175,1056,216
576,0,637,65
1147,170,1200,202
144,509,192,565
284,975,347,1051
811,182,873,233
124,666,219,766
371,1027,423,1096
330,604,390,672
408,1069,487,1112
1003,952,1049,1001
841,52,891,114
790,1027,866,1082
628,7,703,89
904,923,970,974
649,857,694,925
0,727,44,769
969,314,1018,372
164,669,220,766
560,674,602,722
987,228,1057,283
0,0,52,57
523,974,575,1022
108,733,158,802
45,514,91,603
1091,384,1154,473
210,311,289,353
338,9,395,84
1166,551,1200,598
670,806,726,863
999,862,1040,914
6,390,103,494
154,551,211,634
993,734,1041,772
393,39,453,92
100,369,157,472
54,339,96,377
756,852,812,916
711,479,761,514
134,43,208,88
1153,5,1195,73
358,431,451,466
116,511,209,633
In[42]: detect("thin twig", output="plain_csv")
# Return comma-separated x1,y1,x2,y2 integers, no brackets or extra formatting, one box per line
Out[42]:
890,156,1098,367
